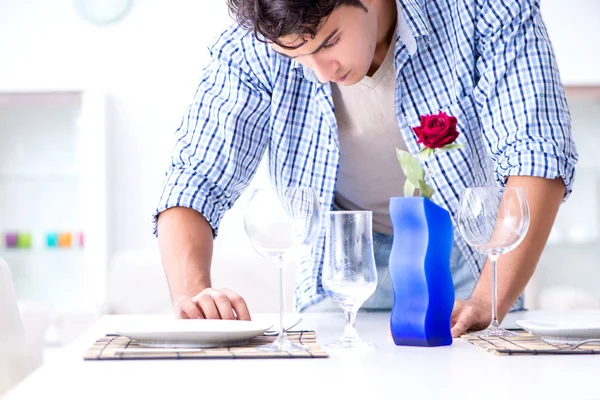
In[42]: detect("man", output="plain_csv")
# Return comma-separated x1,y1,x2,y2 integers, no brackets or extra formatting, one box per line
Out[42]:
154,0,578,337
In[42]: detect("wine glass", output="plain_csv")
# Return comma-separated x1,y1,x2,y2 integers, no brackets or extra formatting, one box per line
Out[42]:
322,211,378,348
244,186,322,351
457,186,530,337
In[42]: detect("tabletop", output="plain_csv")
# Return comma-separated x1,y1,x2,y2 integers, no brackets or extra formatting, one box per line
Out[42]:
5,311,600,400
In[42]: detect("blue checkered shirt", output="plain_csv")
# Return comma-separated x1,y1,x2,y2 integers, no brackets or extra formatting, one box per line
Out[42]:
155,0,578,311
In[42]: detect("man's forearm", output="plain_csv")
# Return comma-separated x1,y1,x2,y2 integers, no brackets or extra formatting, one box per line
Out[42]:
470,176,565,319
157,207,214,301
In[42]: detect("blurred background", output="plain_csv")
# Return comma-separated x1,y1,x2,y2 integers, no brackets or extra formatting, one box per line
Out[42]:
0,0,599,379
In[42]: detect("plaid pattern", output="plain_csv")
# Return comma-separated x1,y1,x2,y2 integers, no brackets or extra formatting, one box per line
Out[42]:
84,332,328,360
463,332,600,356
155,0,578,312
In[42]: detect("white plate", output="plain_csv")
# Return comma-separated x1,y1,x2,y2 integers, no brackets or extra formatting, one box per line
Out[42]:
516,313,600,345
112,318,273,348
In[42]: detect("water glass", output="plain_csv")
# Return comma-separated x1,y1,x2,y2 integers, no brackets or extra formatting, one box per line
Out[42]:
457,186,530,337
244,186,321,351
323,211,378,348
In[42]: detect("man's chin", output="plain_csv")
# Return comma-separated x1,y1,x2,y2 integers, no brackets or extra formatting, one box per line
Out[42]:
332,77,350,86
337,70,367,86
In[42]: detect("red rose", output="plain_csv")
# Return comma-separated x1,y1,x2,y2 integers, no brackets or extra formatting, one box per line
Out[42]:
412,112,459,149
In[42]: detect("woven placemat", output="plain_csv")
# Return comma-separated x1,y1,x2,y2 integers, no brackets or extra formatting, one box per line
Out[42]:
462,331,600,356
83,330,328,360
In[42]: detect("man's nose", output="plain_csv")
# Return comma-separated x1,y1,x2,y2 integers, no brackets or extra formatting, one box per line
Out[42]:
310,57,340,83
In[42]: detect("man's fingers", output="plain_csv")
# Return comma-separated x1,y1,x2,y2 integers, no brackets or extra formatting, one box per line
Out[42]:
175,296,205,319
451,303,477,338
451,300,465,325
221,288,251,321
178,288,251,321
194,292,221,319
451,314,472,338
208,289,237,320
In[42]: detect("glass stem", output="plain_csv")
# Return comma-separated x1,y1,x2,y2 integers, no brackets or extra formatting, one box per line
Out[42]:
276,255,286,341
342,309,359,341
489,253,499,325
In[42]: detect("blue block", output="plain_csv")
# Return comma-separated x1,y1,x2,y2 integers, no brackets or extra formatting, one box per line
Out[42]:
46,232,59,248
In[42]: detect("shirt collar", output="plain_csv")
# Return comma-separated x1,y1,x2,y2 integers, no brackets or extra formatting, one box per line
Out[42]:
291,0,430,83
399,0,430,41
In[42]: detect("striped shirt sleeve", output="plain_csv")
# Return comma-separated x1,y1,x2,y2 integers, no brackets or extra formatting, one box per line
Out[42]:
153,48,272,236
473,0,578,199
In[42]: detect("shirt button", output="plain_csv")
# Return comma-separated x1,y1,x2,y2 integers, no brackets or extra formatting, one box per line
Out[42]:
327,143,336,151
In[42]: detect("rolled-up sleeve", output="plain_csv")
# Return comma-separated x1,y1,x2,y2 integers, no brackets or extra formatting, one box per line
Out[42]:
153,42,272,236
474,0,578,199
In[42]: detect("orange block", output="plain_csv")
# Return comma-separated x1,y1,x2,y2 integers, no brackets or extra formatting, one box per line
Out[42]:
58,233,72,248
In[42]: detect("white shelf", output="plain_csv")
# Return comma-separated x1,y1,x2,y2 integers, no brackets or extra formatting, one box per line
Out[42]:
0,170,81,180
0,248,84,253
0,89,108,311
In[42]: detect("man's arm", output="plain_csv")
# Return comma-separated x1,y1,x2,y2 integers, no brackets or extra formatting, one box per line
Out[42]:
154,27,273,320
451,176,564,336
157,207,251,320
158,207,213,299
450,0,578,336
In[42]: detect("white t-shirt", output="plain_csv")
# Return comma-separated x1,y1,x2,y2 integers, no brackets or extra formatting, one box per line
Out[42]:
332,34,408,235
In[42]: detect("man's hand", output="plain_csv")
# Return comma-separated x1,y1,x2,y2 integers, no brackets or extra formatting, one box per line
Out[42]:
450,177,565,337
450,298,492,337
173,288,251,321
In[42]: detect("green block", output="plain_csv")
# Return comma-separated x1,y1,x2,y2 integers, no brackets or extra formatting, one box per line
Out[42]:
16,233,32,249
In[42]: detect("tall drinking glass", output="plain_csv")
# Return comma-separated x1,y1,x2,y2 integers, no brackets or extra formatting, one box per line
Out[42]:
244,186,321,351
457,186,530,337
323,211,378,348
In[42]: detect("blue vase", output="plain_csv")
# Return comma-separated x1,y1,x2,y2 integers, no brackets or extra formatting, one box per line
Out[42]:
388,197,454,347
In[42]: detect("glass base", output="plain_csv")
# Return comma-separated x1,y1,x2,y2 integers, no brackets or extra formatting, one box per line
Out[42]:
326,337,376,349
257,336,308,352
470,320,518,338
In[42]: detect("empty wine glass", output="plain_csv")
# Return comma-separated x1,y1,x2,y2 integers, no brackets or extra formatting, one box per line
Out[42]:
457,186,530,337
244,186,321,351
323,211,378,348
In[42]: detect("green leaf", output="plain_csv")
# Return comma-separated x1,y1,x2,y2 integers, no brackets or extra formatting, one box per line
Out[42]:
403,179,416,197
396,148,424,186
436,143,464,153
418,180,435,199
417,147,434,162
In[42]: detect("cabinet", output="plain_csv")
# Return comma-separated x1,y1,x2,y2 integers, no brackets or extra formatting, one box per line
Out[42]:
0,90,108,312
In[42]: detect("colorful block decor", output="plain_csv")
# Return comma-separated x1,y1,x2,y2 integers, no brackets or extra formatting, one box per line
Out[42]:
46,232,59,248
5,233,18,248
16,232,32,248
3,231,84,249
58,233,72,248
77,232,85,248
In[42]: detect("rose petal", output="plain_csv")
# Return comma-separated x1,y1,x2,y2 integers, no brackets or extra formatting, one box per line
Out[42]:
413,112,460,149
425,123,447,136
449,116,457,131
432,115,448,129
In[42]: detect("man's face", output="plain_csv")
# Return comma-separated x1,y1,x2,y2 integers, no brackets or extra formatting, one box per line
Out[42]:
271,2,377,85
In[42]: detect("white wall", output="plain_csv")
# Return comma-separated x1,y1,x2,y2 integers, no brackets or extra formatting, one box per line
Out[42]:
0,0,234,258
541,0,600,85
0,0,278,313
0,0,598,313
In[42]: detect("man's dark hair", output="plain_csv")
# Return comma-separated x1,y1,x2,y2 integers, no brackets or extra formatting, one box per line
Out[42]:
226,0,367,49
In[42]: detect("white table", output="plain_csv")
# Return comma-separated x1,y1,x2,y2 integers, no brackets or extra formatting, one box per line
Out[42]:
5,312,600,400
